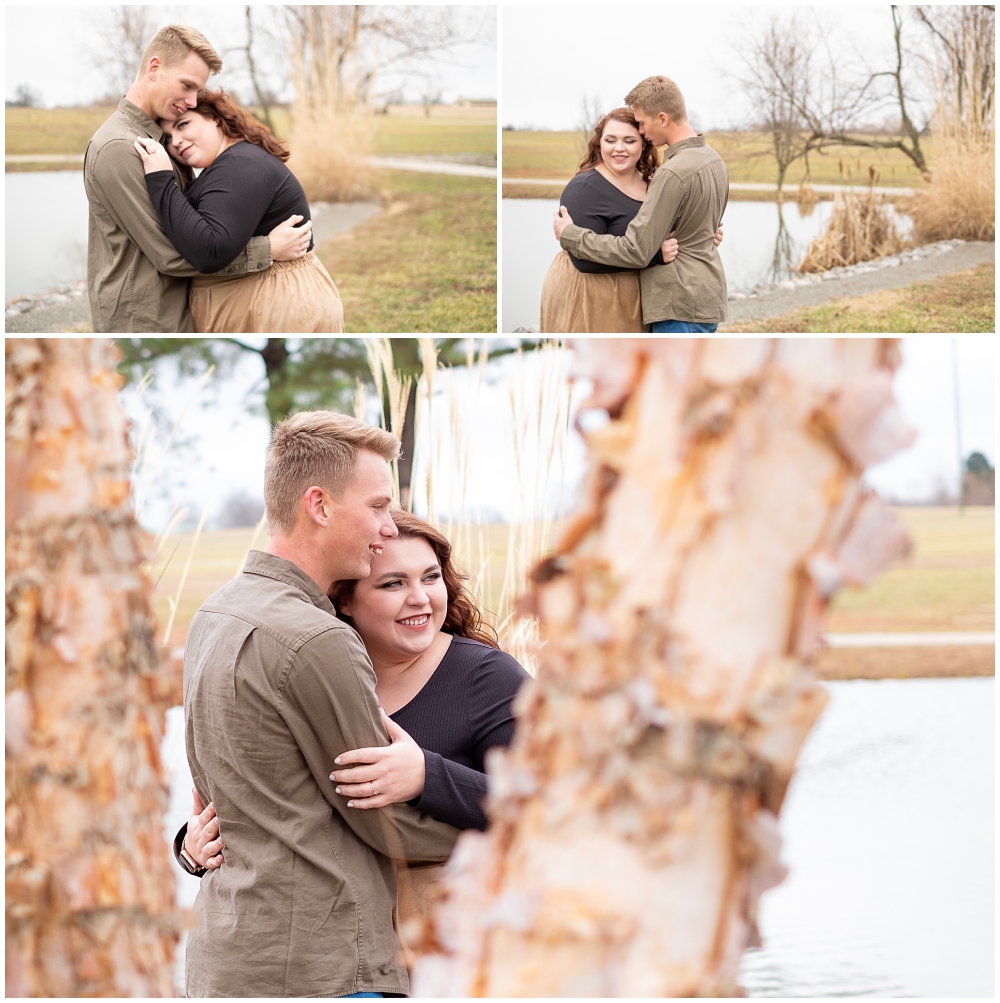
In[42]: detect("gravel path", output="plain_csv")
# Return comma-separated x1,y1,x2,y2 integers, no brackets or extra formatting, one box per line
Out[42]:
725,240,994,323
5,200,382,333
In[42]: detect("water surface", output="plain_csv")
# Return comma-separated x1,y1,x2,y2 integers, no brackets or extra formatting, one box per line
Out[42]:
6,171,89,300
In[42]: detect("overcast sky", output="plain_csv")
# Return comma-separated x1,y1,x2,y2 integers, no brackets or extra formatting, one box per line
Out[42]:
501,4,928,131
126,337,995,533
5,4,496,108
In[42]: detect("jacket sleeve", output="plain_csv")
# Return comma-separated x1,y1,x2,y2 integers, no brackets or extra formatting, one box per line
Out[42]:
89,139,271,277
560,167,684,269
409,647,530,832
280,626,460,863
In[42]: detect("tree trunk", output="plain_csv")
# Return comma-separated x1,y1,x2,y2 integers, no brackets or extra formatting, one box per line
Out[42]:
413,339,915,997
6,339,180,996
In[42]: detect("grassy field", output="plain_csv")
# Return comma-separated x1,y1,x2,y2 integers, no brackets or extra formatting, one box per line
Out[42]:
5,104,496,162
315,170,496,332
149,507,993,681
719,263,995,334
502,129,933,190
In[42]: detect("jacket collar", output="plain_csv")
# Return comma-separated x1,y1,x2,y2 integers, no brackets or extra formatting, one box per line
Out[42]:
666,134,707,159
118,96,166,143
242,550,336,614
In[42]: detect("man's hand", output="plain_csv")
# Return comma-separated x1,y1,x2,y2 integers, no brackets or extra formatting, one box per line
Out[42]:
133,136,173,175
268,215,312,261
553,205,574,241
713,221,724,248
185,788,225,869
330,708,425,809
661,231,679,262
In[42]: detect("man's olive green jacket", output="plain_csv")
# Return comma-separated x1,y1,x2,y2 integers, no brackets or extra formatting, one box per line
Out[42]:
183,551,458,998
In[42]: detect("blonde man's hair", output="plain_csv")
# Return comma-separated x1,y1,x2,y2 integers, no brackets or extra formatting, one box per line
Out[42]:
264,411,401,534
625,76,688,123
139,24,222,77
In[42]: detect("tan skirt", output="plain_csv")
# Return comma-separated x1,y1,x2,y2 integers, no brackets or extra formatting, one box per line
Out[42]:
190,251,344,334
539,251,647,333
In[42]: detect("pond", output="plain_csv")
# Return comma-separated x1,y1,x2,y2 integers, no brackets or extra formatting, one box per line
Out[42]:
6,171,90,301
162,676,993,996
501,196,913,333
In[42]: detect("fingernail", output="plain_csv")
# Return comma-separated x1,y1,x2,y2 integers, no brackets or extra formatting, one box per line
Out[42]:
334,757,341,764
335,787,342,794
329,773,336,780
347,801,354,807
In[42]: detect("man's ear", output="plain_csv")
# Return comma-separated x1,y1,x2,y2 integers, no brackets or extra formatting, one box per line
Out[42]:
146,56,161,81
301,485,330,527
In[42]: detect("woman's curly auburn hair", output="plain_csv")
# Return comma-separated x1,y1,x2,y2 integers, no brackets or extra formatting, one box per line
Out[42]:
182,88,290,162
327,509,499,649
578,107,659,185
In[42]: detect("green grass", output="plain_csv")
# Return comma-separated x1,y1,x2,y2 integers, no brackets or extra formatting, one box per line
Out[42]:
721,263,995,334
5,105,495,163
152,508,993,651
502,128,936,189
316,170,496,333
825,506,994,633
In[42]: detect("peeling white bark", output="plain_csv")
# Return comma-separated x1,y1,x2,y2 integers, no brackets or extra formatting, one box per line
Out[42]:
414,338,914,998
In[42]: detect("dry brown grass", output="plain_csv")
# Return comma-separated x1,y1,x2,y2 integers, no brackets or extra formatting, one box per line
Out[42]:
797,184,908,273
287,109,376,203
905,144,995,242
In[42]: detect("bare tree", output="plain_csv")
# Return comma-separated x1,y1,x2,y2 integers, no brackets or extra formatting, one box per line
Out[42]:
282,5,477,113
914,4,995,147
6,339,180,995
413,338,915,997
738,17,827,199
91,5,160,101
578,93,605,154
737,8,932,181
242,5,279,134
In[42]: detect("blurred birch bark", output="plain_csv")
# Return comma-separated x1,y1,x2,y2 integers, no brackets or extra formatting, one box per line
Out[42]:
413,338,915,997
6,340,179,996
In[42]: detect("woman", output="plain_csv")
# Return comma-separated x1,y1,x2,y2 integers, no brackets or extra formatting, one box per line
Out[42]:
134,89,344,334
176,511,530,955
539,107,722,333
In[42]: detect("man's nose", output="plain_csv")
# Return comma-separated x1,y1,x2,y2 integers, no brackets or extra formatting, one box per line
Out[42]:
381,514,399,538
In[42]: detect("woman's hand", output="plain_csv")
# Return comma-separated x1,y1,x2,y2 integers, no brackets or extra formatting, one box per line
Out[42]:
661,231,679,262
133,136,174,175
330,709,426,809
713,221,724,247
268,215,313,261
186,788,225,869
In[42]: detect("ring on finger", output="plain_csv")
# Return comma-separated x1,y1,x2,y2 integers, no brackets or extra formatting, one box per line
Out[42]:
370,782,378,796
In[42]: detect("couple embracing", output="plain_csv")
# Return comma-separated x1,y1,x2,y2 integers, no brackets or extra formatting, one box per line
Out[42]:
85,24,343,333
174,411,530,997
544,74,729,333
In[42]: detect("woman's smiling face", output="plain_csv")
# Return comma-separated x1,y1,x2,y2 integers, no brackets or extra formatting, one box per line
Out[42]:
600,118,643,176
160,110,224,169
338,535,449,664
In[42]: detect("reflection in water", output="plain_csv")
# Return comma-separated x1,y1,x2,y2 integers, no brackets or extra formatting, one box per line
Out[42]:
769,205,796,284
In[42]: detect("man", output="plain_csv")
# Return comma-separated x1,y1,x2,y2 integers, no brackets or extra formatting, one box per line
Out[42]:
183,411,459,997
554,75,729,332
84,24,311,332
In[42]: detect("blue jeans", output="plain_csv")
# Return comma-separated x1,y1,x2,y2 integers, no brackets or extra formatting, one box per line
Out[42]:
651,319,719,333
